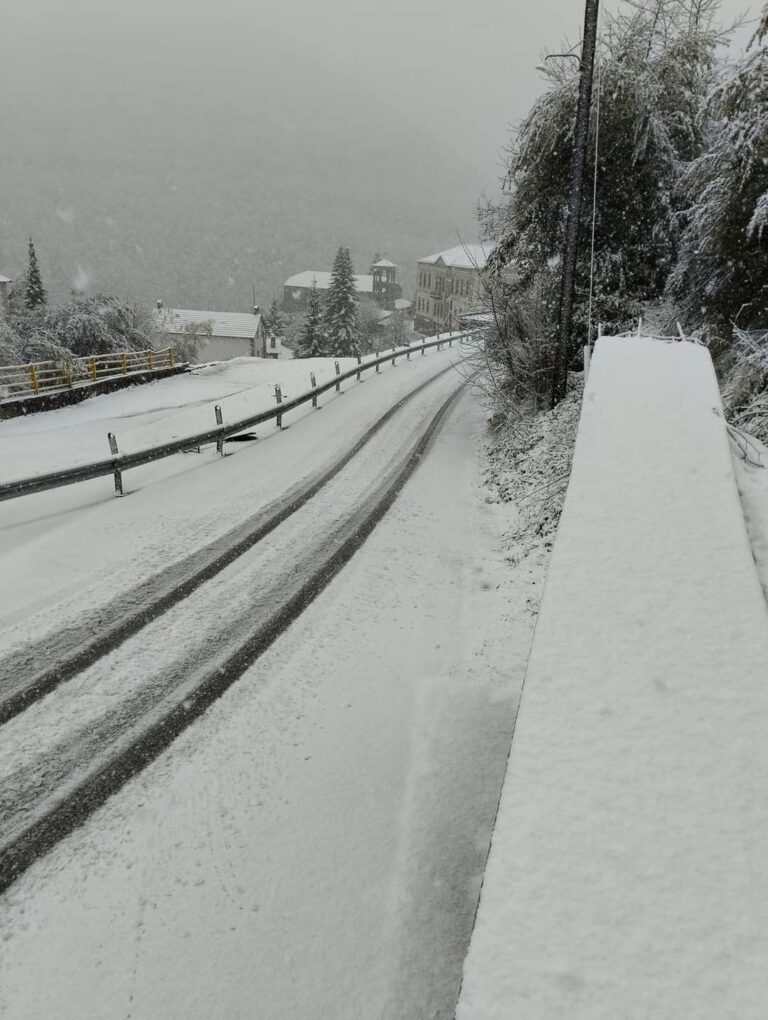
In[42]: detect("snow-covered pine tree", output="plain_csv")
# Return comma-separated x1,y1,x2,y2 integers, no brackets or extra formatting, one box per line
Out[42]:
25,239,46,309
264,298,286,341
296,282,325,357
668,3,768,338
323,246,360,357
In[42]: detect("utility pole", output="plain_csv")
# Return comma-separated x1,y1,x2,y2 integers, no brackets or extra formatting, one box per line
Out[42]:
550,0,600,408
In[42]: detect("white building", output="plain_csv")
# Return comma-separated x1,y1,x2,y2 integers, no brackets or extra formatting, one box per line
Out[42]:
153,305,289,363
283,271,374,312
282,260,403,312
413,243,493,335
0,275,11,315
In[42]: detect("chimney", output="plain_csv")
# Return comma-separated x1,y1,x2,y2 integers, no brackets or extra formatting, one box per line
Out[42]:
156,299,163,310
253,305,260,316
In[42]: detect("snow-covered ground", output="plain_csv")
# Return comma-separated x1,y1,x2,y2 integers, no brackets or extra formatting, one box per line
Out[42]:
0,348,544,1018
457,337,768,1019
0,349,458,646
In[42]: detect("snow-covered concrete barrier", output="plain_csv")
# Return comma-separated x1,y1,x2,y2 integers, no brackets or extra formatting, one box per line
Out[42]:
457,337,768,1019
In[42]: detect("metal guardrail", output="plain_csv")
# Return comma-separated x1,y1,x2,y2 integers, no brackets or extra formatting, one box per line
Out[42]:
0,348,176,400
0,333,473,502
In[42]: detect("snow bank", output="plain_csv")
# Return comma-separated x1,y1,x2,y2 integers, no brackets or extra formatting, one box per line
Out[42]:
0,354,380,479
457,337,768,1019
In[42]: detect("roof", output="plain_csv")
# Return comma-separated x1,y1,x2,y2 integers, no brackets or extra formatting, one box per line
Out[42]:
394,298,412,311
0,275,11,284
418,243,493,270
284,271,374,294
154,308,263,338
372,259,397,268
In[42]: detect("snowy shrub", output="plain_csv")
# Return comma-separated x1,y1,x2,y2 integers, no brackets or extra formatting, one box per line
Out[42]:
0,316,76,368
12,295,154,358
482,0,724,353
466,271,559,413
484,376,583,561
669,8,768,338
723,328,768,442
161,318,214,363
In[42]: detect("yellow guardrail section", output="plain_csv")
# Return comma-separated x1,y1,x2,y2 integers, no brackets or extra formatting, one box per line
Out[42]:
0,348,176,400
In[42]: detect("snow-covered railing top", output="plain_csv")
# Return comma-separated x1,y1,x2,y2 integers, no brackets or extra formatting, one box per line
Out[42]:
457,336,768,1019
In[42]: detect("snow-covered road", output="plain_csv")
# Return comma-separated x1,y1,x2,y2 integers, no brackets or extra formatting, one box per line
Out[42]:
0,349,460,650
0,356,533,1018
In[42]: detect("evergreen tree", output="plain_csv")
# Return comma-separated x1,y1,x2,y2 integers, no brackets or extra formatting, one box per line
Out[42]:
25,238,46,309
264,298,286,340
323,246,360,356
296,282,325,357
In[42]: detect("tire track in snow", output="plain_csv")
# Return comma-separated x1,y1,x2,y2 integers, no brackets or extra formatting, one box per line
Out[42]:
0,364,457,724
0,381,467,893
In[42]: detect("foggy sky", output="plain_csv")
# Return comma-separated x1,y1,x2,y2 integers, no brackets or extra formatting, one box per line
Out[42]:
4,0,758,196
0,0,759,308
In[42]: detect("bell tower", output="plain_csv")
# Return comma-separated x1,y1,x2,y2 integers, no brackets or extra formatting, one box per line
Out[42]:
370,258,398,310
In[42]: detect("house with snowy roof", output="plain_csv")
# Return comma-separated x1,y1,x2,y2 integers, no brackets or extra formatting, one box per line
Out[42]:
414,243,493,335
152,303,287,363
283,258,402,313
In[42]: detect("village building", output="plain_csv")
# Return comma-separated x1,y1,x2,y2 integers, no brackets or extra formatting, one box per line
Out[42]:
283,259,402,312
153,304,289,363
0,275,11,315
413,243,493,335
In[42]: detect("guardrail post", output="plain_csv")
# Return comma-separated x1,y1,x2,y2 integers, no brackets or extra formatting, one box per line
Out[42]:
421,343,425,356
28,364,40,396
310,372,318,408
121,353,128,374
392,349,397,366
169,348,175,368
356,355,362,381
335,361,341,392
375,358,381,374
90,357,97,382
148,350,155,371
107,433,123,496
274,384,283,427
215,404,225,455
406,347,411,361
